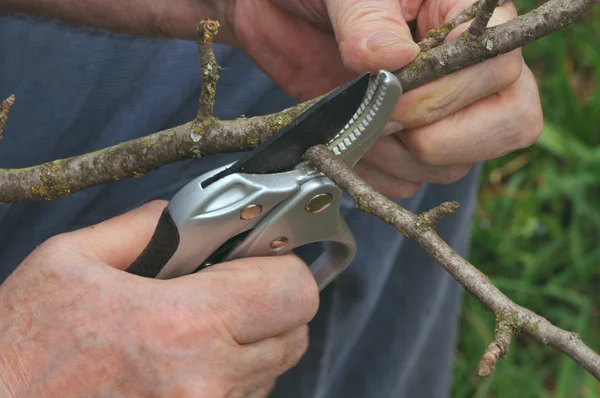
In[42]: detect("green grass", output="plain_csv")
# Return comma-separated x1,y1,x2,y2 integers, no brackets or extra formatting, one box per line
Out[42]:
452,2,600,397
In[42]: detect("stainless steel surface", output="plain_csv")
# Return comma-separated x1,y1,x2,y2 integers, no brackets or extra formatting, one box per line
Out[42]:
161,70,403,289
328,70,402,168
157,162,310,279
223,175,357,290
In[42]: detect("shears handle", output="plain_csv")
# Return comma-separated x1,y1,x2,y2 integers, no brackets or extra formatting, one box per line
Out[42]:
125,165,356,290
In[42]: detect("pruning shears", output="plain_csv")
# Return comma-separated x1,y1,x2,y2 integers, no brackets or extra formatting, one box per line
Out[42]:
126,70,402,290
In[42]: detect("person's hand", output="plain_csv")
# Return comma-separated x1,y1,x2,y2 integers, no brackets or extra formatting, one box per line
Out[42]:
212,0,543,198
0,201,319,397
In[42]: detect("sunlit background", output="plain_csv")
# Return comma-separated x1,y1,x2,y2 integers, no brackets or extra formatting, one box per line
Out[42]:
452,2,600,397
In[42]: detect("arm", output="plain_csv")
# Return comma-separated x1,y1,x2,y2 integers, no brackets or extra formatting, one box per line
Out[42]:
0,0,237,43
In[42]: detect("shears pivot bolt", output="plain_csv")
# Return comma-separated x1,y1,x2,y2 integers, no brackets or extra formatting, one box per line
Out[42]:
305,193,333,213
240,204,262,220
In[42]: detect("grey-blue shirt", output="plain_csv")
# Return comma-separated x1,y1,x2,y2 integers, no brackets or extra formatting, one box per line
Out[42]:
0,14,481,398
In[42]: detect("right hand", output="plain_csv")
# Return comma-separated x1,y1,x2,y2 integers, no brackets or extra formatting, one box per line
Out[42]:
0,201,319,397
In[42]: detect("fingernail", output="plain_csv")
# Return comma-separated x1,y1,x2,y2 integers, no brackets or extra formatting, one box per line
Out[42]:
382,121,406,135
366,31,411,51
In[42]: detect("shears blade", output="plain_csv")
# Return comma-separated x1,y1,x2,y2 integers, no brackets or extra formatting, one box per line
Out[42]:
202,73,371,188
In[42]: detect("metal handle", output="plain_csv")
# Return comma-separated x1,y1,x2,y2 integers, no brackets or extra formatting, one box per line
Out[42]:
222,175,356,290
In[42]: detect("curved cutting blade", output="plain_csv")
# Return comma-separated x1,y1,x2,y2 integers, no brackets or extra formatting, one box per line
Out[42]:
202,73,370,188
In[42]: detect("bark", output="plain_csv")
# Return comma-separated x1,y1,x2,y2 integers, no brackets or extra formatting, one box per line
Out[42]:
1,0,597,203
304,145,600,381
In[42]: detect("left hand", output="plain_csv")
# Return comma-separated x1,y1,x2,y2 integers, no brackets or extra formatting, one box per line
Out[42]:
221,0,543,198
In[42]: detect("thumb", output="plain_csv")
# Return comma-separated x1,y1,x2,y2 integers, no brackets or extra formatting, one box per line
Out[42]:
325,0,420,73
63,200,168,270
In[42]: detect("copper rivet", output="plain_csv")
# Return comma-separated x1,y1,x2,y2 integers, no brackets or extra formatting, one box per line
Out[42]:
271,237,288,249
305,193,333,213
240,204,262,220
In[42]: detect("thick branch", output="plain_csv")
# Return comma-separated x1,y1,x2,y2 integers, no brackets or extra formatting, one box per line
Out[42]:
304,145,600,380
399,0,599,90
0,0,598,203
0,103,313,203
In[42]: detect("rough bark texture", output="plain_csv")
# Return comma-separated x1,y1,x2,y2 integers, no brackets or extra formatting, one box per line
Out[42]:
419,0,483,51
398,0,600,91
468,0,500,37
304,145,600,381
0,0,598,203
0,104,313,202
195,18,220,122
0,95,15,141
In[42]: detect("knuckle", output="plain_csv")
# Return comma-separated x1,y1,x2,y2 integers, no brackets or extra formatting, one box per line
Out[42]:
35,233,74,261
283,256,320,319
513,103,544,150
403,134,439,166
433,165,473,185
504,90,544,151
274,326,310,370
39,233,69,251
492,51,523,90
389,182,422,199
140,199,169,213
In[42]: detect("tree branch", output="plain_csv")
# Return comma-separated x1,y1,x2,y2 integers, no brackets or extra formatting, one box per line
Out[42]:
468,0,501,38
194,18,220,122
0,95,15,141
398,0,599,91
303,145,600,380
419,0,482,51
0,0,597,203
0,104,313,203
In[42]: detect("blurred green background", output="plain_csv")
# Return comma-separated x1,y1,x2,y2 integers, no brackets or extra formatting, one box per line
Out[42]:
451,1,600,397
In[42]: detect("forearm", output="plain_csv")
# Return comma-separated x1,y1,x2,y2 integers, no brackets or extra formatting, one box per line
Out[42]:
0,0,232,42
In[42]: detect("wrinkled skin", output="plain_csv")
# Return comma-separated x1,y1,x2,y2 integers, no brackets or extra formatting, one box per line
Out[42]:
209,0,543,198
0,0,543,396
0,201,319,397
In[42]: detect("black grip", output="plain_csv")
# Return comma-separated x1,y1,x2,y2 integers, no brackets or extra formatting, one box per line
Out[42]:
125,207,180,278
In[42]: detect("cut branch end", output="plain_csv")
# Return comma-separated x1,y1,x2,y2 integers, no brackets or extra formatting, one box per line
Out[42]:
194,18,221,123
420,201,460,227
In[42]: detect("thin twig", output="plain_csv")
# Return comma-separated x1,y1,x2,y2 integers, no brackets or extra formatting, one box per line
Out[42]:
0,0,598,203
304,144,600,380
419,0,483,51
192,18,220,134
0,95,15,140
468,0,501,37
476,308,514,377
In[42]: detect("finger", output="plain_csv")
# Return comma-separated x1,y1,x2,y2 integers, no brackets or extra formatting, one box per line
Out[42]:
59,200,168,270
325,0,420,73
394,1,522,128
398,64,543,165
177,254,319,344
360,135,473,183
244,381,277,398
235,0,354,101
241,325,309,382
353,162,422,199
